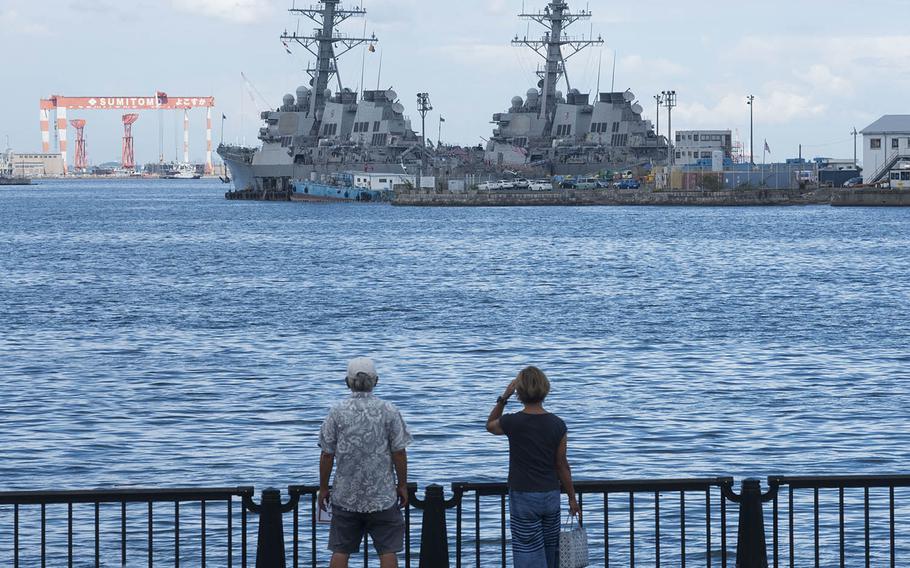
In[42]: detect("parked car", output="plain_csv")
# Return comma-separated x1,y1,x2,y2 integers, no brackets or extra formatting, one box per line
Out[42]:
529,180,552,191
572,179,599,190
843,177,864,188
477,181,495,191
614,179,641,190
512,178,530,189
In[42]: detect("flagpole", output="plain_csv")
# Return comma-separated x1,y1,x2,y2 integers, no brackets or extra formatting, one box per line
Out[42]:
438,117,443,148
220,113,225,146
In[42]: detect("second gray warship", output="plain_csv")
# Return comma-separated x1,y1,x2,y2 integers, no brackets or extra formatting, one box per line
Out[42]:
485,1,668,173
218,0,431,192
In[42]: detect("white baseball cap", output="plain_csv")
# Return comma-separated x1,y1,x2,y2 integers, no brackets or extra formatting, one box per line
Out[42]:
347,357,378,379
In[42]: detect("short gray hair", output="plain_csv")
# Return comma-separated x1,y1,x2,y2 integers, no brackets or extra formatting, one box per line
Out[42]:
348,371,378,392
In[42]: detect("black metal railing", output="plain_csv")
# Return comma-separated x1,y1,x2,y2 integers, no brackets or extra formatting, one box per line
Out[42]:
766,475,910,568
0,487,253,567
286,484,417,568
451,478,735,568
1,475,909,567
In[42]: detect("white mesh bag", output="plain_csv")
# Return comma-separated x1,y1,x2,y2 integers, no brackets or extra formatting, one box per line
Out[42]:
559,514,589,568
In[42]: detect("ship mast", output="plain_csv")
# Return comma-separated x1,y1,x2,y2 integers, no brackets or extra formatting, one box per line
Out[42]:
513,1,603,125
281,1,377,120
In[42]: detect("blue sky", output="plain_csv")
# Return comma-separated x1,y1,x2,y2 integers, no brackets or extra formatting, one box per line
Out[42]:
2,0,907,165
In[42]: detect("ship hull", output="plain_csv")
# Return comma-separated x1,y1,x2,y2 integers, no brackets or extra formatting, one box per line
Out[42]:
0,177,32,186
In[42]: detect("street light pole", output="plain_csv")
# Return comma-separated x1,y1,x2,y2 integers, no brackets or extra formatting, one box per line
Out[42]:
851,127,858,169
417,93,432,148
653,93,662,141
747,95,755,166
662,90,677,166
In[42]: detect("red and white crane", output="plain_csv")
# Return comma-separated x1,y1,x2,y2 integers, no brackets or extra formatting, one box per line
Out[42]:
121,114,140,171
40,94,216,175
70,119,87,172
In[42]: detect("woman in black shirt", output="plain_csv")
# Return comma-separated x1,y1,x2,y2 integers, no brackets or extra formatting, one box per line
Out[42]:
486,366,580,568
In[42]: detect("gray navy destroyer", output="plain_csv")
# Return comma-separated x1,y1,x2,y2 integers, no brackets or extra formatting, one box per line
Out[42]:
220,0,669,195
484,1,668,173
218,0,430,193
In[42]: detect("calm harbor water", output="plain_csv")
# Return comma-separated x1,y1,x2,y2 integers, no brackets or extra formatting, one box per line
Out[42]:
1,179,909,563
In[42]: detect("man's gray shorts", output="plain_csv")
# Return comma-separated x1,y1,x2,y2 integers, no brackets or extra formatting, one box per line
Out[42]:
329,505,405,555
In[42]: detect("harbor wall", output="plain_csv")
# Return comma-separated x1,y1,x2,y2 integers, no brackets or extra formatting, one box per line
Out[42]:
393,188,832,207
832,189,910,206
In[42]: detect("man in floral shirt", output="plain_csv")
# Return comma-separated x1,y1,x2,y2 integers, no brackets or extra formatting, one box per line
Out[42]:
319,357,412,568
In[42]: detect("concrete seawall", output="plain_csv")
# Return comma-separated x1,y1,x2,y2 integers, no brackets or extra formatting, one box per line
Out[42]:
394,188,833,207
832,189,910,207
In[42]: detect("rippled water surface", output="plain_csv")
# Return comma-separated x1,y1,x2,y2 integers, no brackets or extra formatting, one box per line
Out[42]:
2,179,909,492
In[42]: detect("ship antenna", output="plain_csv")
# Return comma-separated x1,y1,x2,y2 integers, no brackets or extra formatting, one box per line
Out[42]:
359,0,367,94
611,50,617,92
376,49,383,90
596,48,603,95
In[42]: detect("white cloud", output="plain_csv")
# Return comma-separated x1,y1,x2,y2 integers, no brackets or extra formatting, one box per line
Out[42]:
0,8,49,35
676,88,826,129
619,54,687,77
170,0,274,23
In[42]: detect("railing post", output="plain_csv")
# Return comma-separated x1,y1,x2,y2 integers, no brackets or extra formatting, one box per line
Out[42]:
736,478,768,568
418,484,450,568
256,488,287,568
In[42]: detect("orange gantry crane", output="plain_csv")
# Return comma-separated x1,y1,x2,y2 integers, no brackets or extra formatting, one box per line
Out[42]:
121,114,140,171
69,119,87,172
40,93,216,174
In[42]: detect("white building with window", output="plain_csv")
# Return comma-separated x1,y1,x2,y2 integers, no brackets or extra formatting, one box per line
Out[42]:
861,115,910,184
674,130,732,166
352,172,434,191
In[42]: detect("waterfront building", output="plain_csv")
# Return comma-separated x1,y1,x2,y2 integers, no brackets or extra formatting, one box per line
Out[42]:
861,115,910,185
674,130,733,167
10,152,65,177
352,171,435,191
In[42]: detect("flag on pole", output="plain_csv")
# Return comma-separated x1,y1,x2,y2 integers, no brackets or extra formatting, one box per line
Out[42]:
222,114,227,120
440,116,445,123
764,140,771,154
368,43,376,53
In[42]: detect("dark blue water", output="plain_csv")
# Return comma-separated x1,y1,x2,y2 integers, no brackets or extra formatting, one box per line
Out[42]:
2,179,909,491
3,179,910,566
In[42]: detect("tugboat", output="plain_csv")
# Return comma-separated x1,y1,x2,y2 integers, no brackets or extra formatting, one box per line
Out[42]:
0,148,32,186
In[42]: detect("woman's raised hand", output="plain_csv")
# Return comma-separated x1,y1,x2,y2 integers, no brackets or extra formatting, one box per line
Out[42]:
503,377,519,399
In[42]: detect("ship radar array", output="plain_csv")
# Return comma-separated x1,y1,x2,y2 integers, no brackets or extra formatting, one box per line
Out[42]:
281,0,378,118
513,0,604,123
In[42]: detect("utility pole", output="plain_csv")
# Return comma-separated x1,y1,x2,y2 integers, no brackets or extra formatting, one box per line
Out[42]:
662,90,676,166
416,92,432,191
851,126,858,169
417,93,432,148
747,95,755,166
653,93,662,141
